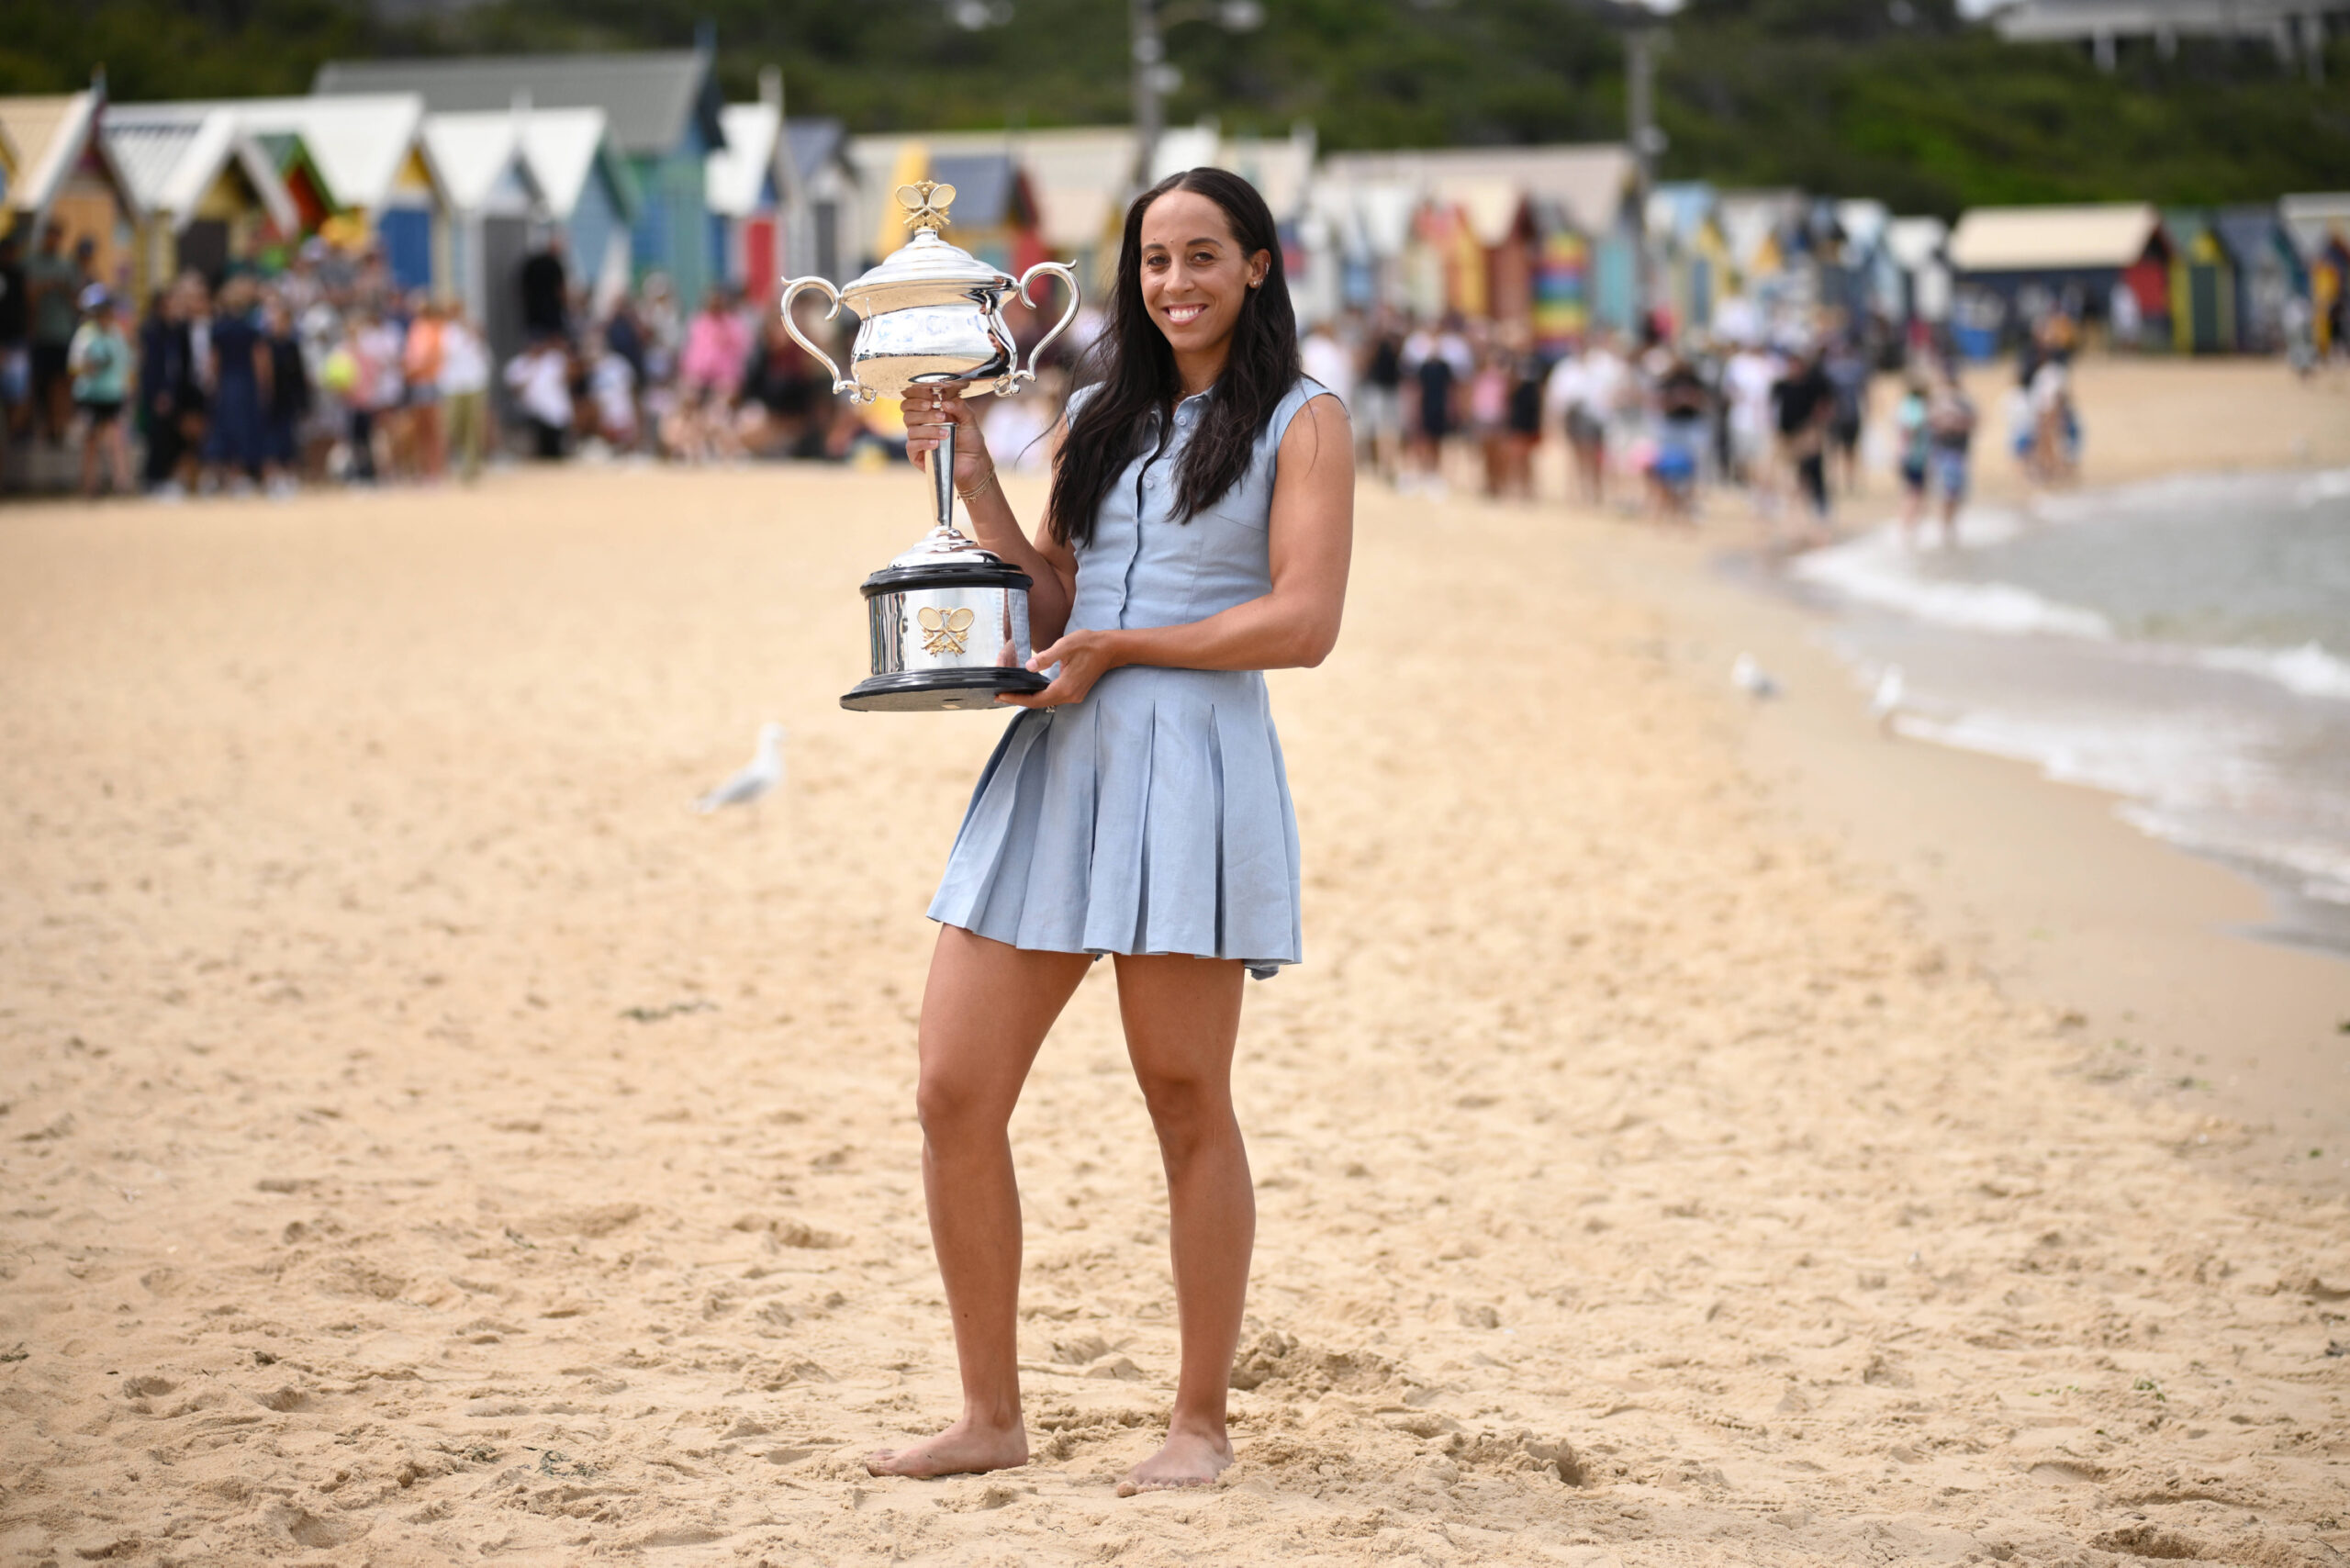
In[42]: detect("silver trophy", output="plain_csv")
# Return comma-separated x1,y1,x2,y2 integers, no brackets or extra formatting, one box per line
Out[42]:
782,180,1080,712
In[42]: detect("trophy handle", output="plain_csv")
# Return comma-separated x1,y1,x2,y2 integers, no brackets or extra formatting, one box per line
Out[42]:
779,276,860,399
1011,262,1080,386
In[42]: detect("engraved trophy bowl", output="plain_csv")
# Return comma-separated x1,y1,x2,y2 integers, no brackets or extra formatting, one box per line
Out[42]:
781,179,1080,712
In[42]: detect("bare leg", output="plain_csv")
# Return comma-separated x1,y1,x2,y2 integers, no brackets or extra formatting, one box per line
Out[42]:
1112,954,1252,1495
867,925,1091,1479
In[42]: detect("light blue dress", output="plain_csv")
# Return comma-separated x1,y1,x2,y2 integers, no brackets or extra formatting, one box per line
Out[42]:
928,376,1333,979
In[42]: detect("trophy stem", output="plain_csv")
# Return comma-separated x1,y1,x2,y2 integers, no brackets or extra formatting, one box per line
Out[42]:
931,419,962,542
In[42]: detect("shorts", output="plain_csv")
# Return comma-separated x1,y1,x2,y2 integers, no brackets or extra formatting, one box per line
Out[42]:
1930,447,1969,501
1898,457,1928,495
76,398,125,425
1830,417,1862,453
1355,384,1401,441
0,347,27,405
1566,407,1606,449
31,341,69,394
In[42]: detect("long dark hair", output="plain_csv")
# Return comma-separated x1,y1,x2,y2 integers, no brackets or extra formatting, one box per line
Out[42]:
1046,167,1300,549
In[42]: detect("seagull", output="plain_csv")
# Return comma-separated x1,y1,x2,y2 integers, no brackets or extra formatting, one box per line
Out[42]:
1730,653,1782,700
695,722,786,815
1868,665,1906,731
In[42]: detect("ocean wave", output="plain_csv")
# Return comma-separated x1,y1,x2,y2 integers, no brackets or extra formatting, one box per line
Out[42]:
2194,641,2350,701
1791,524,2115,640
1798,522,2350,704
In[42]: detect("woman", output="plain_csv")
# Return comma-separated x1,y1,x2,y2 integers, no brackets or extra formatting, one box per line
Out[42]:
199,274,269,492
868,168,1353,1495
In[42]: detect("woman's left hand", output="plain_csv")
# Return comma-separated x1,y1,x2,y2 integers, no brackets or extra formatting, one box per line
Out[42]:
998,630,1125,709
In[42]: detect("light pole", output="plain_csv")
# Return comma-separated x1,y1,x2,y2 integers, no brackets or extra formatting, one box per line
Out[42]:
1129,0,1265,189
1624,25,1669,329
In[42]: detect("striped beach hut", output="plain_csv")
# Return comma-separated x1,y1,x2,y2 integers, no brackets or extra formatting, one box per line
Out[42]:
102,105,299,291
316,49,727,305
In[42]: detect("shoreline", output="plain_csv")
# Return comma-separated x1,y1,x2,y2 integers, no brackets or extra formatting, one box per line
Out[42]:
1566,395,2350,1196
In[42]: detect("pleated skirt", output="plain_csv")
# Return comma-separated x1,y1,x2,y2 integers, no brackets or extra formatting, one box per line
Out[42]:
927,665,1303,978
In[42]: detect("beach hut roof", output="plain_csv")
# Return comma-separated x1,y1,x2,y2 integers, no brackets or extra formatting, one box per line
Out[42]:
210,96,430,211
102,106,299,232
782,118,848,188
927,152,1028,230
419,112,536,214
1834,198,1889,252
2279,193,2350,260
2212,206,2296,268
1644,182,1718,244
1714,189,1805,269
707,102,778,220
0,92,125,219
857,127,1128,252
1883,216,1949,271
314,50,724,159
510,106,628,222
1319,144,1635,237
1947,203,2161,272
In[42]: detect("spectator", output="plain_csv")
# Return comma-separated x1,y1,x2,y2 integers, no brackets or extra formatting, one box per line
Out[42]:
1357,316,1404,483
354,303,407,479
438,306,492,481
520,232,570,342
401,294,447,480
138,283,191,495
0,231,27,445
504,335,574,460
1770,344,1835,540
1299,318,1355,411
583,330,639,451
67,285,134,498
28,227,84,442
1400,314,1472,498
262,294,310,498
200,274,270,493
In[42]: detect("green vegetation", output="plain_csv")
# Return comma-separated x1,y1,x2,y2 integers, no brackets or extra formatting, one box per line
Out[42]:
5,0,2345,215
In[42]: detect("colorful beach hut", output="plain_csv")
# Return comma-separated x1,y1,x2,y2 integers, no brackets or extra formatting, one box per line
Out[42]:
2280,194,2350,357
2213,206,2303,354
1947,202,2169,352
106,95,451,289
101,106,299,291
1646,183,1729,336
2162,208,2237,353
0,91,138,289
317,48,726,304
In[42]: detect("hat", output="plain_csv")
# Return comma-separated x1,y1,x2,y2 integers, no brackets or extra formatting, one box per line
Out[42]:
78,283,112,311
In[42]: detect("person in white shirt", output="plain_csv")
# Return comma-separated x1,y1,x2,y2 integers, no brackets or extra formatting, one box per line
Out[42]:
437,309,492,481
1721,341,1781,501
503,336,574,461
1298,318,1355,412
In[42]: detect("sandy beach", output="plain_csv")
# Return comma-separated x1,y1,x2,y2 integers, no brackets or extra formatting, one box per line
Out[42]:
2,360,2346,1565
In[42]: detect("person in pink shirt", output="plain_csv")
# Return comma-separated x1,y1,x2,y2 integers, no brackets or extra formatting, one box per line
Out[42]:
678,286,749,405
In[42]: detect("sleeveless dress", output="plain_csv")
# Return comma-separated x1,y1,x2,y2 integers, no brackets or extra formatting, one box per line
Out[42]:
928,376,1332,979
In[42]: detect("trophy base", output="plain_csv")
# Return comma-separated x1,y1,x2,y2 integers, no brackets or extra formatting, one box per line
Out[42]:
840,667,1051,713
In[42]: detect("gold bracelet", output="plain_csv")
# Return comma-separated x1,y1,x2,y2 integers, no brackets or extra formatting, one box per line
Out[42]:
955,469,999,502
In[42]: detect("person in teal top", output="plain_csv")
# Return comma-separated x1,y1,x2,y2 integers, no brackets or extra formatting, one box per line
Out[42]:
867,168,1355,1496
68,285,134,497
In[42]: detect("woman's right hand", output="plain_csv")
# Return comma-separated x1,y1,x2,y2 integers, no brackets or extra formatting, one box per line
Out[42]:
902,385,994,494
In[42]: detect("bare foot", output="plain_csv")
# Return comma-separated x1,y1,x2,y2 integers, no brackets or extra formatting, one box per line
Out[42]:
866,1416,1028,1479
1115,1427,1234,1495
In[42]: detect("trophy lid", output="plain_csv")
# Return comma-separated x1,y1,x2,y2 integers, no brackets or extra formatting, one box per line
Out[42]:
840,181,1015,307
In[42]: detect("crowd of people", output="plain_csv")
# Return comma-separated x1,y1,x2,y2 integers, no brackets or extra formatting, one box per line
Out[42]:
1292,305,2014,552
5,220,2095,553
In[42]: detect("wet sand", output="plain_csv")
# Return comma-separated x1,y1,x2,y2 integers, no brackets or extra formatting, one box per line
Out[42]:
1,364,2346,1565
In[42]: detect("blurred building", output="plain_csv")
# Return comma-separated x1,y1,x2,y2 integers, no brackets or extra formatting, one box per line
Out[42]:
1990,0,2346,76
1948,201,2170,353
0,90,137,289
315,48,728,303
101,105,300,291
111,96,450,292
